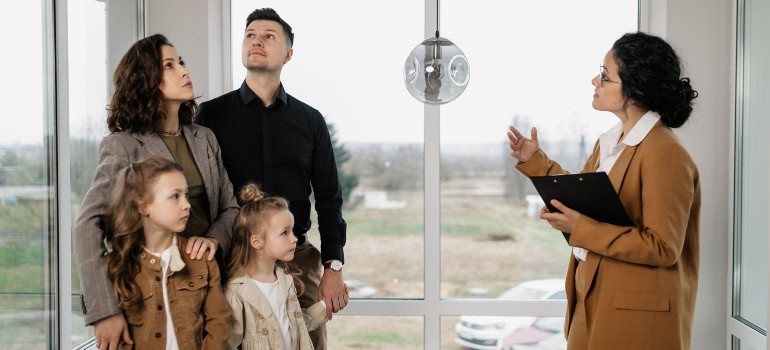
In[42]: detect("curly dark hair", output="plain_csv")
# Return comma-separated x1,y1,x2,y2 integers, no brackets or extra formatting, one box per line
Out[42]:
612,32,698,128
107,34,197,134
246,8,294,47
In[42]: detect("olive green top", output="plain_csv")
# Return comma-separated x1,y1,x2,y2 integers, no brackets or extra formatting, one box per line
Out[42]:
159,132,211,237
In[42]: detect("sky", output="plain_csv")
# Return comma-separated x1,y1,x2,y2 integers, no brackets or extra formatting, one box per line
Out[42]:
0,0,637,146
231,0,638,145
0,0,107,146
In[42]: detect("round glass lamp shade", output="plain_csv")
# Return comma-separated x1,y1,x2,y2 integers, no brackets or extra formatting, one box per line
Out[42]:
403,37,470,105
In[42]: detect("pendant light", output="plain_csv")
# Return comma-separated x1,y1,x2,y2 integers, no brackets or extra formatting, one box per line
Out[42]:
403,0,470,104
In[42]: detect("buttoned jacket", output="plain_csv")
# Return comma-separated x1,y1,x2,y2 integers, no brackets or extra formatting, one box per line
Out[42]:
516,122,700,349
121,235,231,350
225,267,327,350
74,124,239,324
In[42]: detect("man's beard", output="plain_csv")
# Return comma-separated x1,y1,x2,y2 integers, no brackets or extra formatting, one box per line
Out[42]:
244,59,276,73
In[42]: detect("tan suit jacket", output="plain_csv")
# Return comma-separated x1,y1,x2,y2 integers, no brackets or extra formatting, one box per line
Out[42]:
517,122,700,349
74,124,239,325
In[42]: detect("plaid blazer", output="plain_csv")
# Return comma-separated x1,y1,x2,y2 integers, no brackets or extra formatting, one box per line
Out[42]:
74,124,239,325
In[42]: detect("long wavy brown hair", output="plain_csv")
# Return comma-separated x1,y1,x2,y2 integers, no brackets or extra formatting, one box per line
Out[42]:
227,183,305,295
106,156,184,311
107,34,197,134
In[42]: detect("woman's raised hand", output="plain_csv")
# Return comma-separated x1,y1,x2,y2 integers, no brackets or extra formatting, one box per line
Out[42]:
507,126,539,162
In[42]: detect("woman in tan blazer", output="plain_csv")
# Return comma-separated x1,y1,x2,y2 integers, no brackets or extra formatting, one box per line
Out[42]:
73,34,239,349
508,32,700,349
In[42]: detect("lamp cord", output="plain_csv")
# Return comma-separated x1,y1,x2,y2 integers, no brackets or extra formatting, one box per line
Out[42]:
435,0,440,38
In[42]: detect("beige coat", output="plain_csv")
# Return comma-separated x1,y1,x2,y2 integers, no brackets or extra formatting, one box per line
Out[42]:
517,122,700,349
225,267,327,350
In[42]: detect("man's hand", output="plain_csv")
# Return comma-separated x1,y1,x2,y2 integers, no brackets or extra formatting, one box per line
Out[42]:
186,236,218,261
94,313,132,350
539,199,582,233
319,269,348,320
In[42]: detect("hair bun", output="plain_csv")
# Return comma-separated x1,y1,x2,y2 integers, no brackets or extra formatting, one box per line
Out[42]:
658,77,698,128
680,77,698,100
238,183,265,204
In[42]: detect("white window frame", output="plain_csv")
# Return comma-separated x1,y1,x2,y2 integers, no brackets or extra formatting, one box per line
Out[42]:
728,0,769,349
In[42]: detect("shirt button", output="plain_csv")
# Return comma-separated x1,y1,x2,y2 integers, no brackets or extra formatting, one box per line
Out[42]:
295,311,302,318
157,304,162,311
155,332,162,338
261,328,269,336
155,276,161,282
256,313,264,320
189,282,194,287
198,275,203,279
291,295,297,301
149,258,156,264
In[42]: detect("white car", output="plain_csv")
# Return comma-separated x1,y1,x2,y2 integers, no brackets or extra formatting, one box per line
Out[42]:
508,317,567,350
454,279,566,350
345,279,377,298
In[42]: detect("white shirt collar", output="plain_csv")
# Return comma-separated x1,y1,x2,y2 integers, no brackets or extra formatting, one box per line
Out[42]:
600,110,661,148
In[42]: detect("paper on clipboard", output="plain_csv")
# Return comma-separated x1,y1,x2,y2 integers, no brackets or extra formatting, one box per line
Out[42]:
530,172,633,243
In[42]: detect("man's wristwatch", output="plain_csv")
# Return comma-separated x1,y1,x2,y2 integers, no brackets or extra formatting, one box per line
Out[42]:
323,259,343,272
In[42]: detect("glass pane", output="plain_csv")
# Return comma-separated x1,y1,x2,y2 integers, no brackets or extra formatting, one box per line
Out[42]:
327,316,423,350
231,1,424,298
68,0,108,346
0,0,53,348
440,0,638,298
443,315,567,350
736,0,769,331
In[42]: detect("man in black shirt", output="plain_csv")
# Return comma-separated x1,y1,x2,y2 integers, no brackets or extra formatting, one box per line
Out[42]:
194,8,347,348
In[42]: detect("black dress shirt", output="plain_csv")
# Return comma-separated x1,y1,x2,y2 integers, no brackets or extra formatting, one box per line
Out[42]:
194,81,346,263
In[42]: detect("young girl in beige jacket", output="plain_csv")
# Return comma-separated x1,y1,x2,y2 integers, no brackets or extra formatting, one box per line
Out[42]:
225,183,346,349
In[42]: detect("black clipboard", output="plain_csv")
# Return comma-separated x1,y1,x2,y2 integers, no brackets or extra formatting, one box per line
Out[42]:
530,172,633,243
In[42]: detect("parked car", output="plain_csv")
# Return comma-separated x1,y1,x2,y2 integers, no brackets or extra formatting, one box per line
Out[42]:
345,279,377,298
454,279,566,350
508,317,567,350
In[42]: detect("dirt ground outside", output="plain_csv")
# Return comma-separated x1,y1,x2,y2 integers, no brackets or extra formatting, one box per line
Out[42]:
305,192,572,349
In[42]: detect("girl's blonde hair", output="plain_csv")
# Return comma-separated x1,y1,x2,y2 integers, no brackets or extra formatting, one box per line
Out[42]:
106,156,183,311
227,183,304,295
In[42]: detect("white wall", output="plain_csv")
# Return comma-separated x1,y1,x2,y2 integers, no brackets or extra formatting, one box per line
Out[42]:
645,0,732,348
145,0,227,101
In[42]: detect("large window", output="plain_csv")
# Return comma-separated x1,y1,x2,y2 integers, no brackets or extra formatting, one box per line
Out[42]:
231,0,425,302
439,2,636,347
0,1,57,348
231,1,637,348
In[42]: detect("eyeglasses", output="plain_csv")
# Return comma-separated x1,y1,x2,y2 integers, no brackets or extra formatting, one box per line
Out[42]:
599,65,622,87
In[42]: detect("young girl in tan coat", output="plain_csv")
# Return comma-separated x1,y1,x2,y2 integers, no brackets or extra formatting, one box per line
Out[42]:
105,157,231,349
225,184,346,350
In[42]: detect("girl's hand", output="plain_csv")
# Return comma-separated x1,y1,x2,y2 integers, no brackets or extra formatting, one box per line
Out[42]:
507,126,540,162
539,200,582,233
94,313,132,350
186,236,219,261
